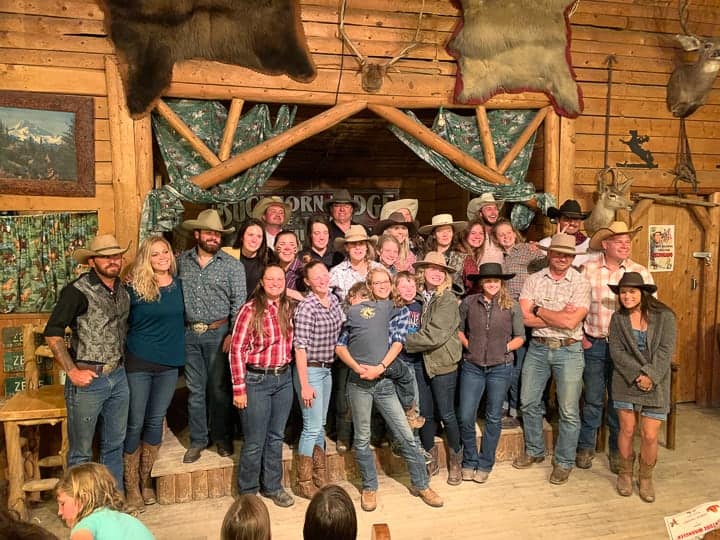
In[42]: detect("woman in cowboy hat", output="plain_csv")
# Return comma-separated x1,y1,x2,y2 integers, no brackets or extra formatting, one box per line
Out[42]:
373,212,417,272
457,263,525,484
607,272,675,503
405,252,464,486
418,214,467,291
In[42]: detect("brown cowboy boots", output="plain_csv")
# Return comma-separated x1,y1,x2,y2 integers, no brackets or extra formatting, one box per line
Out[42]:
312,445,328,488
295,455,318,499
616,453,635,497
140,442,160,505
123,447,144,511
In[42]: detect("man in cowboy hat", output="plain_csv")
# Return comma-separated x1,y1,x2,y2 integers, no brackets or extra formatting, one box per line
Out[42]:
467,193,505,263
513,233,591,486
178,209,247,463
324,188,364,246
576,221,654,472
538,199,593,268
44,234,132,490
251,195,292,250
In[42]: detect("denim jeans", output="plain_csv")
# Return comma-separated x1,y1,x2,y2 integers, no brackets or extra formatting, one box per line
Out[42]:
184,324,234,448
411,362,461,453
294,366,331,457
347,378,428,491
384,359,418,410
507,327,531,414
578,336,619,453
331,361,353,444
520,340,584,469
238,369,293,495
125,367,179,453
65,366,129,490
458,361,512,472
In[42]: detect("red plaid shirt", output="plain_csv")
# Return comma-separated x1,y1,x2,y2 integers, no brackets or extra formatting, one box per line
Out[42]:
229,300,293,397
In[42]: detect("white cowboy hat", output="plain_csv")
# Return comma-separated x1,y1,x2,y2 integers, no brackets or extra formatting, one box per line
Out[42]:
379,198,419,221
418,214,467,236
72,234,130,264
467,193,505,221
182,209,235,234
251,196,291,224
589,221,642,251
333,224,375,250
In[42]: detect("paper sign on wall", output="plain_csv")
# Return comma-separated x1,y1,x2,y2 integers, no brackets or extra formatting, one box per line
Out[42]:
649,225,674,272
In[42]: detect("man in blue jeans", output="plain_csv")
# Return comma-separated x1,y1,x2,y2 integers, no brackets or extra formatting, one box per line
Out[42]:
513,233,591,485
45,234,131,490
178,209,246,463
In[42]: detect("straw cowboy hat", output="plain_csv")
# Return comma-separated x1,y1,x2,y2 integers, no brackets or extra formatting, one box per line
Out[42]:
466,262,515,281
608,272,657,295
589,221,642,251
72,234,130,264
467,193,505,221
418,214,467,236
380,198,419,221
413,251,457,274
539,233,584,255
333,224,375,250
251,196,291,224
182,209,235,234
324,189,359,212
373,212,418,237
547,199,590,221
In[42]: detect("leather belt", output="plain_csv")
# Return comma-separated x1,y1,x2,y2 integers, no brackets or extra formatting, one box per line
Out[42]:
533,337,578,349
585,333,609,342
307,361,332,368
246,364,289,375
187,318,228,334
75,361,117,375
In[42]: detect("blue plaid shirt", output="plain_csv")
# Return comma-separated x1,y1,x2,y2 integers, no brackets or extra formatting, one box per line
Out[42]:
293,292,344,363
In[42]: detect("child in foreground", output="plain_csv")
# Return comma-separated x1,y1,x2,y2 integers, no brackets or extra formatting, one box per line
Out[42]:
221,494,271,540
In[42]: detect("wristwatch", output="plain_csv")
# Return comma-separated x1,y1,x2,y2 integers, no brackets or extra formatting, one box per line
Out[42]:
532,305,541,317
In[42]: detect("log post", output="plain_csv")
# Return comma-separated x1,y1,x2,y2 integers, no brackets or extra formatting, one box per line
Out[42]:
699,192,720,406
191,470,208,500
174,473,192,503
475,106,497,169
557,116,575,206
207,468,225,498
219,98,244,161
154,100,221,167
4,421,27,520
497,107,548,174
157,475,175,505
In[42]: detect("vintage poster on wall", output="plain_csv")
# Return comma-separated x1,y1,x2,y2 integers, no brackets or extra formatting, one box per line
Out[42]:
648,225,674,272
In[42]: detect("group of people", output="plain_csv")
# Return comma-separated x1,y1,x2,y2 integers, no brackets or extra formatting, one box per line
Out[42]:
42,188,676,537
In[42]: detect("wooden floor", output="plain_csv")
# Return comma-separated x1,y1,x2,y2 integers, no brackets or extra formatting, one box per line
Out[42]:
27,404,720,540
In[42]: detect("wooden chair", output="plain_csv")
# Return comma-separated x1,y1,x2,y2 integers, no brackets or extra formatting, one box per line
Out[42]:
0,323,67,520
371,523,391,540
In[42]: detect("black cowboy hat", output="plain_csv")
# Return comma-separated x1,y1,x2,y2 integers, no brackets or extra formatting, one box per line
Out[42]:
608,272,657,295
466,262,515,281
372,211,418,237
323,189,359,213
547,199,590,221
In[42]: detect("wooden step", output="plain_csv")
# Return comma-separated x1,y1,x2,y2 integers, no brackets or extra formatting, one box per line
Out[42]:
38,455,63,468
22,478,59,492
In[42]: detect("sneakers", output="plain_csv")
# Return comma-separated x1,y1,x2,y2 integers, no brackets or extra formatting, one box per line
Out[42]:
410,486,444,508
182,447,202,464
575,448,595,469
512,452,545,469
405,403,426,430
262,489,294,508
361,490,377,512
549,464,571,485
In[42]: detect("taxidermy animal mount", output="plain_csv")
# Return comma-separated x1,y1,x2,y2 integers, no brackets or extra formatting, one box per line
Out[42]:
585,168,634,236
666,0,720,118
101,0,317,116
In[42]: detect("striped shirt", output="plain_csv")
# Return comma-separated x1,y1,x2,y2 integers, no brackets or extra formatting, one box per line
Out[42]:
293,292,344,364
229,300,292,397
582,254,654,338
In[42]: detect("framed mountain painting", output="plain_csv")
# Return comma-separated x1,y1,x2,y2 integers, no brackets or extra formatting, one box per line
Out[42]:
0,91,94,197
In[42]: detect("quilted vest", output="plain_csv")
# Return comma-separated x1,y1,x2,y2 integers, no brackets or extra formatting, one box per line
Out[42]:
464,297,513,367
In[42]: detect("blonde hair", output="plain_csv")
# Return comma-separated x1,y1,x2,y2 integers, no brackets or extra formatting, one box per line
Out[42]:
129,236,176,302
56,463,126,524
383,227,412,269
221,494,271,540
391,271,417,307
480,278,514,310
416,267,452,296
365,266,393,300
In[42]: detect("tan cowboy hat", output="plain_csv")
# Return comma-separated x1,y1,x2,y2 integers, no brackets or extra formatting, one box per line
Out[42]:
333,224,375,250
467,193,504,221
539,233,583,255
72,234,130,264
380,198,419,221
413,251,457,274
373,212,418,237
608,272,657,295
182,209,235,234
251,196,291,224
589,221,643,251
418,214,467,236
324,189,359,212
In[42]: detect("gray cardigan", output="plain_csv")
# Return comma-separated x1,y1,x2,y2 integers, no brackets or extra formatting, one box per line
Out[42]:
608,308,676,412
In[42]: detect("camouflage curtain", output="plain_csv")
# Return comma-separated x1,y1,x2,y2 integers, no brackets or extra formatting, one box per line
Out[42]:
0,212,98,313
141,100,296,238
389,108,555,229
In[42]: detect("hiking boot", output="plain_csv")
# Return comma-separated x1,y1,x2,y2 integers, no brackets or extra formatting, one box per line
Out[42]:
549,464,571,485
512,452,544,469
361,490,377,512
410,486,444,508
575,448,595,469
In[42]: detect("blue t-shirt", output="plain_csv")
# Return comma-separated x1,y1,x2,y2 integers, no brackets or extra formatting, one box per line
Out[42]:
126,279,185,367
72,508,155,539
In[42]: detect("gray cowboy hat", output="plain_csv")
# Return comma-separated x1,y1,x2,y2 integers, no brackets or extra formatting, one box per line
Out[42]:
538,233,584,255
547,199,591,221
72,234,130,264
324,189,359,212
413,251,457,274
608,272,657,295
182,209,235,234
372,212,418,237
466,262,515,281
251,196,291,224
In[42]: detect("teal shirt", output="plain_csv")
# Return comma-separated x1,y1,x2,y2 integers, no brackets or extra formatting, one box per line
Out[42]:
72,508,155,539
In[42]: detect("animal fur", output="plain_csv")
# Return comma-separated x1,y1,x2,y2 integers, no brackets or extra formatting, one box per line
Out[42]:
101,0,317,116
448,0,583,118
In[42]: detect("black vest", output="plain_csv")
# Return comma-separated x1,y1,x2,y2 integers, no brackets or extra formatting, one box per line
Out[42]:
464,296,513,367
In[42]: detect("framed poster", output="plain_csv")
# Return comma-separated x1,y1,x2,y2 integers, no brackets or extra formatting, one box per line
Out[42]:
648,224,674,272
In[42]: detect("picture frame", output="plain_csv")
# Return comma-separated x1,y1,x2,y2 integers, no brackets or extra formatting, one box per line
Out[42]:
0,91,95,197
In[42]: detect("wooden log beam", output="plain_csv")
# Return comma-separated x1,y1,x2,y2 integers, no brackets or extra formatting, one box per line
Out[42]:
690,206,712,234
698,192,720,407
634,193,720,208
154,99,221,168
630,198,654,224
558,116,576,207
475,106,497,169
192,101,368,189
543,108,560,236
368,104,510,185
219,98,244,161
498,107,549,174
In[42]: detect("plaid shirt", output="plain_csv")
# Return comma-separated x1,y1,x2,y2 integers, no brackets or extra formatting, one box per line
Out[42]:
582,254,654,338
502,243,546,300
229,300,292,397
329,260,383,302
293,292,344,364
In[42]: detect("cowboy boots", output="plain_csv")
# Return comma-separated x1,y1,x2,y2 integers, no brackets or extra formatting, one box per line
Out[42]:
447,447,463,486
616,452,635,497
295,455,318,499
140,442,161,505
123,447,144,511
312,445,328,488
638,456,656,503
427,445,439,477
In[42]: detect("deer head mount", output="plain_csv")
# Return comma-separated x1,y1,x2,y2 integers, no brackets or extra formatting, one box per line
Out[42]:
585,168,634,236
666,0,720,118
338,0,424,93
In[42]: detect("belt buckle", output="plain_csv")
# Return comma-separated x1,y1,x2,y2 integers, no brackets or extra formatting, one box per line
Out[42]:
546,338,561,350
192,322,209,334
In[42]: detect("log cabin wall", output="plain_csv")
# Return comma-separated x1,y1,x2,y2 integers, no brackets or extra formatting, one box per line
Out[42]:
0,0,719,404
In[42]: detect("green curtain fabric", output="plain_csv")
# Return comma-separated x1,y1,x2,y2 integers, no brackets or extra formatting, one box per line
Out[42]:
389,108,555,229
0,212,98,313
141,100,296,237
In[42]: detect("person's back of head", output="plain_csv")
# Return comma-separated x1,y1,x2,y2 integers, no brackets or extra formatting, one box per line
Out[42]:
221,495,271,540
0,508,59,540
303,485,357,540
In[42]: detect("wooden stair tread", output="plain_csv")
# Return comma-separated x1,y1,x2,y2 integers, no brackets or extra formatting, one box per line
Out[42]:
38,455,63,468
22,478,59,492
